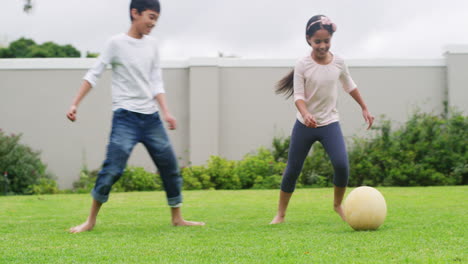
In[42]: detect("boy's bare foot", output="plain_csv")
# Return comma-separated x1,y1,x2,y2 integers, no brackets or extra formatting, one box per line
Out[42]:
172,220,205,226
69,221,95,233
270,215,285,224
334,205,346,222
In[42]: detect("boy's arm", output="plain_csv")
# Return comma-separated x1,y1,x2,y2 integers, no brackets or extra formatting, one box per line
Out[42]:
67,38,114,122
66,80,92,122
155,93,176,130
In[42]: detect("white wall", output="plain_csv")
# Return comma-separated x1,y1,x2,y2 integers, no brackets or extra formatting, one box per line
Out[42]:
0,53,463,189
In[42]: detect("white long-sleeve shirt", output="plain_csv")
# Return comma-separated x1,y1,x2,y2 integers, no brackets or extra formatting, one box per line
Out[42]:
84,33,165,114
293,54,357,126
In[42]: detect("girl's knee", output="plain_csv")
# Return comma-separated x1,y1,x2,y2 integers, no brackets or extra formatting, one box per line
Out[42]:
332,162,349,187
280,173,300,193
332,160,349,174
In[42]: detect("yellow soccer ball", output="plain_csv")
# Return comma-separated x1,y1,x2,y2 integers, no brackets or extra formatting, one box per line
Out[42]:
343,186,387,231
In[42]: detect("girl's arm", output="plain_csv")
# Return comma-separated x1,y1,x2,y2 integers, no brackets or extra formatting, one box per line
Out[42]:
66,80,92,122
349,88,374,129
295,99,317,128
293,60,317,128
155,93,176,130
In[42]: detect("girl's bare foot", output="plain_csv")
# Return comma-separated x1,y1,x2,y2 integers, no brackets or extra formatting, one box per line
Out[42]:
334,205,346,222
270,215,285,224
69,221,95,233
172,220,205,226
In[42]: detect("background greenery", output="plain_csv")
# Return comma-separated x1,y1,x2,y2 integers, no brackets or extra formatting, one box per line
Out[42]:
0,37,98,58
72,110,468,193
0,187,466,263
0,129,58,195
1,111,466,195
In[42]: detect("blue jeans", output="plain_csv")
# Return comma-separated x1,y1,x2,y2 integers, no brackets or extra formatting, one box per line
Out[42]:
92,108,182,207
281,121,349,192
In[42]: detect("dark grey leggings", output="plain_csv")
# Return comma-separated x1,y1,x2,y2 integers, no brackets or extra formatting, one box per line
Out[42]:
281,120,349,192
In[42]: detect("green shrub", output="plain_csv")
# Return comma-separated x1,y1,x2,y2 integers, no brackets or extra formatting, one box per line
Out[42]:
114,166,162,192
68,110,466,192
86,51,99,58
27,178,59,195
348,111,467,186
298,144,334,187
0,37,81,58
234,148,286,189
72,166,162,193
451,164,468,185
72,166,99,193
206,156,241,189
271,136,290,163
181,165,214,190
252,174,282,189
0,129,57,195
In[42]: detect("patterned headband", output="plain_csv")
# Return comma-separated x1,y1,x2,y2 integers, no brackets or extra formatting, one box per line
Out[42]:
307,16,337,33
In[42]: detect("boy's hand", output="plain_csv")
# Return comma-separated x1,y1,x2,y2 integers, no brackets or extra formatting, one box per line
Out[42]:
67,105,77,122
302,112,317,128
164,113,177,130
362,109,374,129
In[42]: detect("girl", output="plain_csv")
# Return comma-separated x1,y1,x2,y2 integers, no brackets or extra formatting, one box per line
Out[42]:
270,15,374,224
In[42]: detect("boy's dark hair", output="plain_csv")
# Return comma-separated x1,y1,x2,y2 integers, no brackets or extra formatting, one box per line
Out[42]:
275,15,335,98
129,0,161,21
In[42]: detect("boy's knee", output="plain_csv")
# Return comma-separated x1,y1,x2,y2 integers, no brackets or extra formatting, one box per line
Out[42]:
107,141,133,161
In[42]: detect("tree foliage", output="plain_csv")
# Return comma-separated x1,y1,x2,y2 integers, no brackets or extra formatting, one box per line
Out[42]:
0,38,81,58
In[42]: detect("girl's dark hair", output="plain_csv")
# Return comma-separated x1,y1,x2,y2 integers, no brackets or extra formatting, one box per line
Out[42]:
130,0,161,21
275,70,295,98
275,15,335,98
305,15,335,45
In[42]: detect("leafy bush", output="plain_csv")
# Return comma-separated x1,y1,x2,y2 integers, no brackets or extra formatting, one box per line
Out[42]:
234,148,286,189
86,51,99,58
298,144,334,187
72,166,99,193
0,37,81,58
271,136,290,163
271,111,467,188
68,111,466,192
252,174,282,189
0,129,57,195
181,165,214,190
348,111,467,186
27,178,59,195
206,156,241,189
114,166,162,192
72,166,162,193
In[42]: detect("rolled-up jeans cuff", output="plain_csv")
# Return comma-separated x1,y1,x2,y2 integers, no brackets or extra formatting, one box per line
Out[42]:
168,195,182,208
91,189,109,203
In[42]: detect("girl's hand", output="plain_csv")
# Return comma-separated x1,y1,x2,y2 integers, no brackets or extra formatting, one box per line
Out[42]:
164,113,177,130
303,112,317,128
362,109,375,129
67,105,77,122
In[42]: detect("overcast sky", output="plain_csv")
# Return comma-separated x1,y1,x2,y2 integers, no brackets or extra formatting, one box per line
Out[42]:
1,0,467,60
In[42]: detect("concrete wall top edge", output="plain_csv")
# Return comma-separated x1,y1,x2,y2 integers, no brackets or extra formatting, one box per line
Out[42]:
445,45,468,54
0,57,447,70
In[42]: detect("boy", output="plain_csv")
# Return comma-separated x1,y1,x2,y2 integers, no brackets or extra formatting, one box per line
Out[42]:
67,0,204,233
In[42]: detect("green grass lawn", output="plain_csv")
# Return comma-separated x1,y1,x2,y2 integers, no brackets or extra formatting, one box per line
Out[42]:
1,186,466,263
